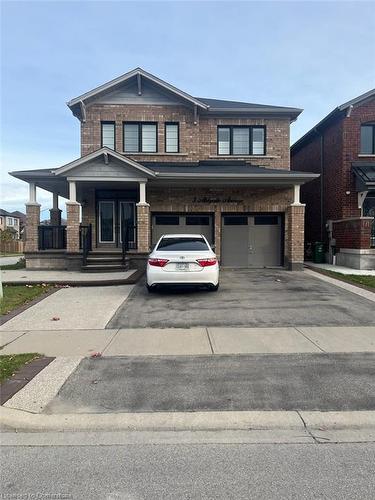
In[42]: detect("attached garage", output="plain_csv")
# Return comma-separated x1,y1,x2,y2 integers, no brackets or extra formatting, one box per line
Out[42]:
152,213,214,245
221,214,283,268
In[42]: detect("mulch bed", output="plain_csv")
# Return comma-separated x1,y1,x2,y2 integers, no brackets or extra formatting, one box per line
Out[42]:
0,356,55,405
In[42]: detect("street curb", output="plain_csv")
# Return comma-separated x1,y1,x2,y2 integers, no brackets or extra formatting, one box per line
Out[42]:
1,407,375,432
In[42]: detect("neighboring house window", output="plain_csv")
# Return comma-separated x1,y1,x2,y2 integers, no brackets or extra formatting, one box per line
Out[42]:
360,124,375,154
7,217,13,226
123,122,157,153
165,123,179,153
101,122,115,149
14,218,18,225
0,217,3,224
217,126,266,155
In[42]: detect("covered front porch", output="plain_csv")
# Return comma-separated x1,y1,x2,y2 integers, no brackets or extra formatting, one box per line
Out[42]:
12,149,155,271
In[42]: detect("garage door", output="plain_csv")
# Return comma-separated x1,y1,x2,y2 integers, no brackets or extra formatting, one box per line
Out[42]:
152,214,214,245
221,214,282,267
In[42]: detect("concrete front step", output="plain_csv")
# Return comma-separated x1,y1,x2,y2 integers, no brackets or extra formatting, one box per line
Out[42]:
81,264,128,273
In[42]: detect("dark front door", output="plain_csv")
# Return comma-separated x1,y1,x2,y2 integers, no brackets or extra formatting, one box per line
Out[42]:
98,200,135,247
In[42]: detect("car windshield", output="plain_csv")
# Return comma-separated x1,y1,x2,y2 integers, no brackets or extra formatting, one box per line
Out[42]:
157,237,209,251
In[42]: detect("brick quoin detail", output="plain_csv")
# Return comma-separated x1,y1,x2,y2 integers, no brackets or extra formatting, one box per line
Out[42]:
24,203,40,253
333,218,372,250
137,204,150,252
66,202,81,253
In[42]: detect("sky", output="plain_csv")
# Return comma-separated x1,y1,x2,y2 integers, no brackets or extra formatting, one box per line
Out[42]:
1,0,375,214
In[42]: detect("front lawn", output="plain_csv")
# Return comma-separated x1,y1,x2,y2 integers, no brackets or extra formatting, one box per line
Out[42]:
324,271,375,290
1,258,26,270
0,284,51,316
0,353,40,382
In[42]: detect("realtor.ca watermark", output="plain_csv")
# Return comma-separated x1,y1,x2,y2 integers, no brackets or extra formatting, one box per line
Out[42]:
0,494,73,499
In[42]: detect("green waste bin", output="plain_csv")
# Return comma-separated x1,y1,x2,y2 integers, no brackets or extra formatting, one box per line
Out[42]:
313,242,325,264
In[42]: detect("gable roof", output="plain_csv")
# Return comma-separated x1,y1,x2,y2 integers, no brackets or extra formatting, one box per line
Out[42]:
54,147,156,177
67,67,209,117
292,88,375,153
67,67,302,121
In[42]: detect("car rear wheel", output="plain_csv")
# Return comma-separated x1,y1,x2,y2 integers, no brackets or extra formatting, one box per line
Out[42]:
146,284,155,293
209,284,219,292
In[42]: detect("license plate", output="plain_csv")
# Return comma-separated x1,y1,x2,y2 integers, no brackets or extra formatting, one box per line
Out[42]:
176,263,189,271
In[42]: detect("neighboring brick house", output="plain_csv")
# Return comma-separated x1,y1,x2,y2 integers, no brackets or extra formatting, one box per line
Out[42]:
291,89,375,269
0,209,23,239
10,68,317,271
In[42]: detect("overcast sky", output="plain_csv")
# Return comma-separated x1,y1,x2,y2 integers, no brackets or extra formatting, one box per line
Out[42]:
1,0,374,213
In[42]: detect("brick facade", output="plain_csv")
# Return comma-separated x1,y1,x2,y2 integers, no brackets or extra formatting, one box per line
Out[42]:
136,203,151,252
332,218,373,250
24,202,40,253
66,202,81,253
286,204,305,269
291,97,375,250
81,104,290,169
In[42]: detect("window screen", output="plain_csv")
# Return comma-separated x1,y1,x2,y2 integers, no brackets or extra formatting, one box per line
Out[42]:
252,128,265,155
232,128,250,155
361,125,375,154
155,215,180,225
218,127,230,155
141,124,157,152
165,123,179,153
124,123,139,152
101,122,115,149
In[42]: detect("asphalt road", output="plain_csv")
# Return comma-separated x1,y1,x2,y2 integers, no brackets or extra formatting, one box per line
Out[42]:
107,269,375,329
1,438,374,499
45,353,375,413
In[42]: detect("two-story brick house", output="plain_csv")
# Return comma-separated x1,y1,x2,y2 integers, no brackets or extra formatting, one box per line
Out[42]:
291,89,375,269
11,68,317,271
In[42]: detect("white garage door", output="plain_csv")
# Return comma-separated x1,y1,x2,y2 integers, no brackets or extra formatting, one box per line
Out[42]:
221,214,283,268
152,214,214,245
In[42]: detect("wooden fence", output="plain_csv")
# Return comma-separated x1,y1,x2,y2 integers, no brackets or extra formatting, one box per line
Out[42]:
0,240,24,254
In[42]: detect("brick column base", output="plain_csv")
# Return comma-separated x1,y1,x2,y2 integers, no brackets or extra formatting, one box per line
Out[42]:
286,204,305,271
25,202,41,252
136,203,150,253
49,208,62,226
66,202,81,253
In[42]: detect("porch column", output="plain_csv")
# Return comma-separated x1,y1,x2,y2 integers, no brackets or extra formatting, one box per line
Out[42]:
66,181,81,254
286,203,305,271
50,192,62,226
25,183,41,253
136,181,150,252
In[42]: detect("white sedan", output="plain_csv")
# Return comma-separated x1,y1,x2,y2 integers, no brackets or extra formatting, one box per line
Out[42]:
146,234,219,292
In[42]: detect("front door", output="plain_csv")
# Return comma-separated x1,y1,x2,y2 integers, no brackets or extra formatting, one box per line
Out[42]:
98,200,135,247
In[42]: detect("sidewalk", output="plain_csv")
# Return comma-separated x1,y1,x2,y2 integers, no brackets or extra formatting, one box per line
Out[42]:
1,326,374,356
1,268,140,285
306,262,375,276
0,285,134,331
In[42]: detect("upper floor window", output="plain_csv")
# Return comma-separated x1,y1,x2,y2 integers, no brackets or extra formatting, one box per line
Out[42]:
217,126,266,156
360,124,375,154
7,217,14,226
0,217,3,224
123,122,157,153
101,122,115,149
165,123,179,153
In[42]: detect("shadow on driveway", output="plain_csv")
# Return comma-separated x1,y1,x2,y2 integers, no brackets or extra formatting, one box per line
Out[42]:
107,269,375,329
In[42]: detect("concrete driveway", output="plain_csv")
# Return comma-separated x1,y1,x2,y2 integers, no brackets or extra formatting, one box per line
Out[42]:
107,269,375,329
